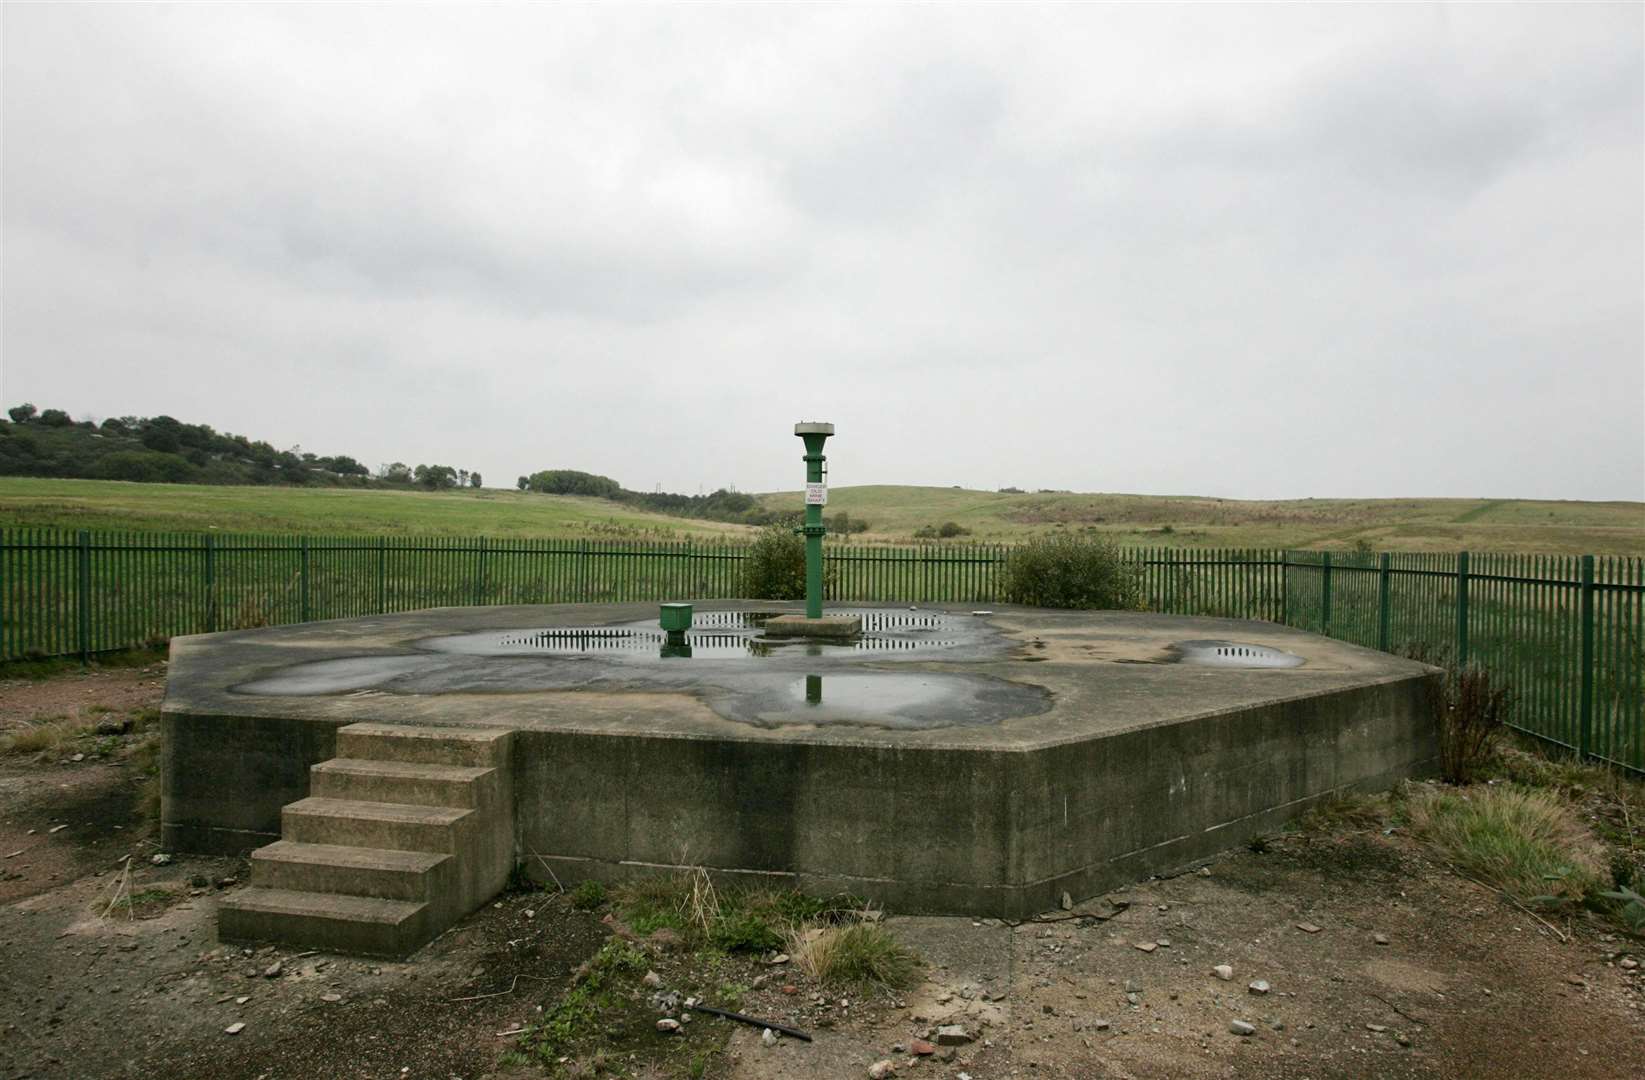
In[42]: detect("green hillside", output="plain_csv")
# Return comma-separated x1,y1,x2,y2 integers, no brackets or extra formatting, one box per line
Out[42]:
2,478,1638,553
755,486,1645,555
0,479,750,540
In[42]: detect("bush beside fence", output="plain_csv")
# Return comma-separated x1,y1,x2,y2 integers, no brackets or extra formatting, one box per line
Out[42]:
1,528,1639,773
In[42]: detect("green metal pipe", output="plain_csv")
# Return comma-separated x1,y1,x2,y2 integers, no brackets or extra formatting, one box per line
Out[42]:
795,423,833,619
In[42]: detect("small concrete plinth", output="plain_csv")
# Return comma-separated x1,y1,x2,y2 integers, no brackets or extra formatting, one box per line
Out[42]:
762,614,863,639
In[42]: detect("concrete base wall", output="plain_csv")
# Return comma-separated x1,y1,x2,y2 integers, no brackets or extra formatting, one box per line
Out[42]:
162,712,347,855
515,676,1438,918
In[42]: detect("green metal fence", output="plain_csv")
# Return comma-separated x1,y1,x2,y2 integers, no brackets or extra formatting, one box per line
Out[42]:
2,529,1639,772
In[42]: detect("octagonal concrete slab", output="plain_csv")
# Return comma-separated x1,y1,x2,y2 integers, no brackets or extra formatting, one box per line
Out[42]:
161,602,1438,918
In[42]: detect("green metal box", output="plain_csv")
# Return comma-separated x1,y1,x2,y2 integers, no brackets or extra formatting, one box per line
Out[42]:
658,603,693,633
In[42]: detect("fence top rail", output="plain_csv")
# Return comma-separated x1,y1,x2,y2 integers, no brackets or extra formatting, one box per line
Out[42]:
0,527,1638,570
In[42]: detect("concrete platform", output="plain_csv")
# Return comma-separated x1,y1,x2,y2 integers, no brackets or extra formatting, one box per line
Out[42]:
763,614,864,639
162,602,1438,923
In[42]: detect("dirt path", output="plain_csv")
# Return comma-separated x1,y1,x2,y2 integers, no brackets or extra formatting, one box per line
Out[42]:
0,665,166,733
1,663,1640,1079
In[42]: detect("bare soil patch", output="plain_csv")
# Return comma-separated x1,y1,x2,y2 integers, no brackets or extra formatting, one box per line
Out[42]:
2,662,1640,1079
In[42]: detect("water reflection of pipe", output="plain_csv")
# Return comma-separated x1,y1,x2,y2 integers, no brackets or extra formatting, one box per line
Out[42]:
661,630,693,659
805,674,823,705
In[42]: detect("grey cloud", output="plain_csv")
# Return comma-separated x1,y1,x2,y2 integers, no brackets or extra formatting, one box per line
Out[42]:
2,3,1640,501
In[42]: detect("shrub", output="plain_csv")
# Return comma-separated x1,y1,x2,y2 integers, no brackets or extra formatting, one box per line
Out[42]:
1434,665,1510,784
741,520,835,600
937,521,969,538
1003,533,1142,609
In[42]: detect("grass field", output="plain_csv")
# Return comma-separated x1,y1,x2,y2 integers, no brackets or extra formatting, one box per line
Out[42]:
757,486,1645,555
0,478,1639,554
0,479,749,540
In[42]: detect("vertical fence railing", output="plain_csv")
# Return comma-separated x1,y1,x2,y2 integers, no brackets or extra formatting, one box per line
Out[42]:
0,528,1639,772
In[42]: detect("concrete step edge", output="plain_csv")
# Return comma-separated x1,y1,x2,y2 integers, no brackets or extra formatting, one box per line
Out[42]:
251,840,450,874
311,759,493,783
282,797,471,826
337,723,513,744
219,887,427,926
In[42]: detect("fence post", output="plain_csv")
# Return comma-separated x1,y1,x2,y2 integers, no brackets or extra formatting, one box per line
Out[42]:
76,530,91,663
377,537,387,613
204,534,216,633
578,540,588,601
1377,552,1391,653
1455,551,1470,666
1579,554,1595,761
1320,552,1331,635
1279,551,1289,625
475,537,487,606
300,536,311,622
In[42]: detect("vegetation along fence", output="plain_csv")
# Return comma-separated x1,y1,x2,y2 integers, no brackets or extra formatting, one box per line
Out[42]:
1,529,1639,772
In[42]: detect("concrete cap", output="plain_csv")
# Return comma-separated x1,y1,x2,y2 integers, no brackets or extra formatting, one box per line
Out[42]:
794,422,835,436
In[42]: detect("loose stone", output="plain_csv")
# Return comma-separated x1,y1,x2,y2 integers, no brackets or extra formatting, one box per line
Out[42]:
936,1024,975,1045
1213,965,1234,981
224,1022,245,1035
868,1062,896,1079
656,1019,681,1034
1296,922,1322,934
1248,980,1271,995
761,1028,779,1047
1229,1020,1256,1036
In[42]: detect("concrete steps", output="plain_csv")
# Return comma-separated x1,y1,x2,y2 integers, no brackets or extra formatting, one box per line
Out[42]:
218,888,431,957
220,723,515,958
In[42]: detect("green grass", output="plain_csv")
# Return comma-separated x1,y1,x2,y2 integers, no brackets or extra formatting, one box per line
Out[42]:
0,478,750,540
614,869,864,953
1408,785,1606,906
4,478,1638,554
755,486,1645,554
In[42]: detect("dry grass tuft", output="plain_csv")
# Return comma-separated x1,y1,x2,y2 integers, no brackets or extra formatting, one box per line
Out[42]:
0,718,87,756
785,920,921,990
1409,784,1605,906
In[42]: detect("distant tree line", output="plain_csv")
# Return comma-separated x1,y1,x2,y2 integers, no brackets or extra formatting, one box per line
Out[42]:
0,403,478,490
513,468,870,532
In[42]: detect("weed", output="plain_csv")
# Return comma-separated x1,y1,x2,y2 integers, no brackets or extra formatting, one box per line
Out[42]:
129,733,162,828
0,718,86,756
614,873,865,957
1435,666,1510,784
1297,792,1386,833
1408,785,1605,907
569,879,607,910
785,921,921,990
1596,885,1645,935
521,938,647,1063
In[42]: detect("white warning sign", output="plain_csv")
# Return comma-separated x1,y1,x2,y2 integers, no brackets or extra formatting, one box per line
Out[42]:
805,483,828,506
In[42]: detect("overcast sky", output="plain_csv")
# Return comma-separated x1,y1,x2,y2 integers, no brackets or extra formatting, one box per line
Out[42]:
3,3,1641,501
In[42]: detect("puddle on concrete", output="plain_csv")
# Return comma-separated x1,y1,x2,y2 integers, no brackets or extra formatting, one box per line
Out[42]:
229,608,1047,729
421,610,964,661
234,655,433,696
1171,640,1305,669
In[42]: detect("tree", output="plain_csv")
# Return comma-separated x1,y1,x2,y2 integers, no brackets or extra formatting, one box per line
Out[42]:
516,476,529,491
379,462,413,484
7,404,36,423
39,408,71,427
414,463,458,489
141,427,181,453
469,472,482,489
